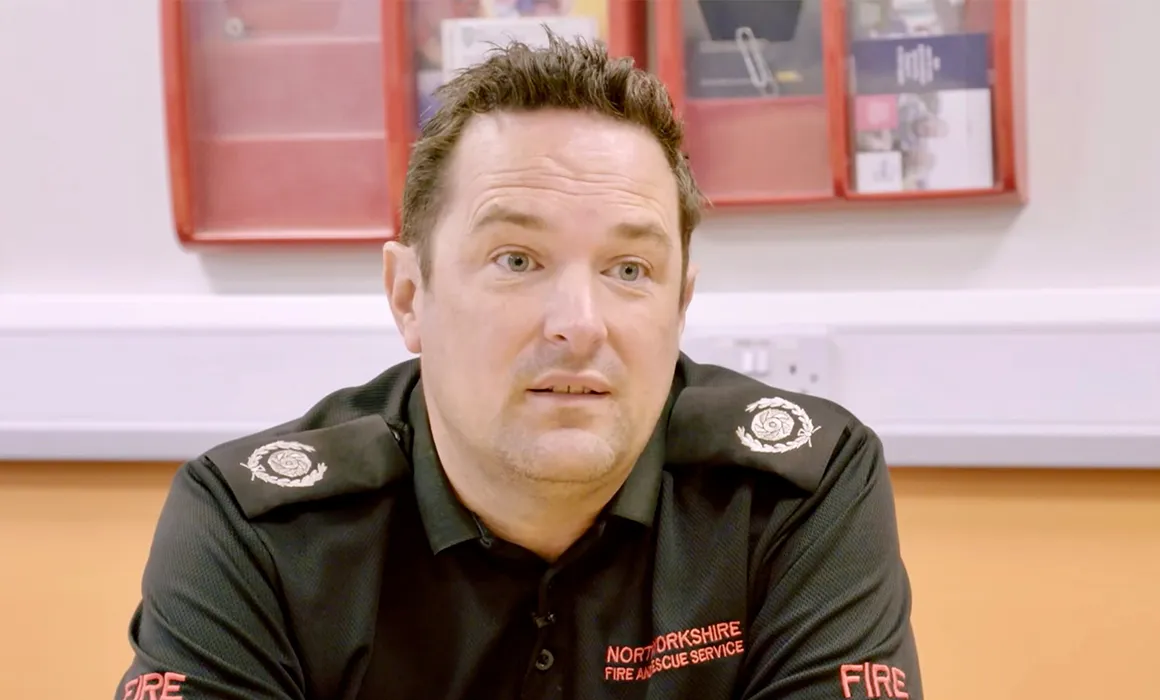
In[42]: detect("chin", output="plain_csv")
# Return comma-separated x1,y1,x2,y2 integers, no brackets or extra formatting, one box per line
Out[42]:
509,429,620,484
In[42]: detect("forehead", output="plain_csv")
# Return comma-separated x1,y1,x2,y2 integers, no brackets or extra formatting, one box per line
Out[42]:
440,109,680,238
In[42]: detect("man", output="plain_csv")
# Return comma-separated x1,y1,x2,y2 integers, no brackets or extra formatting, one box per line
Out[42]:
116,34,922,700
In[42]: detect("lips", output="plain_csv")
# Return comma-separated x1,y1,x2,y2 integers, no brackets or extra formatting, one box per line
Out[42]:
530,385,607,395
528,373,613,395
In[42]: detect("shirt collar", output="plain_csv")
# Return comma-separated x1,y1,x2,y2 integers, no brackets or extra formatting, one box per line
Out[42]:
407,378,673,554
604,397,670,526
408,382,482,554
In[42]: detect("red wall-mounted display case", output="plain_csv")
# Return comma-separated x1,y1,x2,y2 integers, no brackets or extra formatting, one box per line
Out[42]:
161,0,408,244
654,0,1026,207
161,0,647,245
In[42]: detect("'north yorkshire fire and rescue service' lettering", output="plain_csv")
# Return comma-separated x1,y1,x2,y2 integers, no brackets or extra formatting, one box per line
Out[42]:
603,620,744,682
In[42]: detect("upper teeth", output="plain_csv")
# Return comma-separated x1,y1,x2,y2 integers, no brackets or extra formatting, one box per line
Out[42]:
550,386,594,394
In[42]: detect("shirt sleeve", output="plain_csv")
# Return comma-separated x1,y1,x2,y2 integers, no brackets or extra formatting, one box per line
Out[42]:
113,457,306,700
738,424,924,700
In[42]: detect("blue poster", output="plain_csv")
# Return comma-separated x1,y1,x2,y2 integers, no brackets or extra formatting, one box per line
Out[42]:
850,33,991,95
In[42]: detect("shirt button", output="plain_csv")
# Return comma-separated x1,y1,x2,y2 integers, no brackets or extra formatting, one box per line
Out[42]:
534,649,555,671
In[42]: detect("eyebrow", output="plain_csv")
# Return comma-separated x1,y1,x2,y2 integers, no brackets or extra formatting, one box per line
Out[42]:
470,204,673,250
471,205,548,234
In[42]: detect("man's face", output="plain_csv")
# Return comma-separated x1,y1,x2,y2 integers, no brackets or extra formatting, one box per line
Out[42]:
386,109,694,487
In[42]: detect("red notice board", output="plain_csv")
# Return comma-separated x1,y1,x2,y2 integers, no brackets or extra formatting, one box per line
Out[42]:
161,0,647,246
654,0,1026,209
161,0,416,244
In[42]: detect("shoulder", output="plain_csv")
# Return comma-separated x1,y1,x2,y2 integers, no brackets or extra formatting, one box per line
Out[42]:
198,359,422,520
666,354,878,494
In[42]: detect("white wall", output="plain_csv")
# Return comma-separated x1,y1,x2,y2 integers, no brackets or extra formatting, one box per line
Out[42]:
0,0,1157,465
3,0,1159,295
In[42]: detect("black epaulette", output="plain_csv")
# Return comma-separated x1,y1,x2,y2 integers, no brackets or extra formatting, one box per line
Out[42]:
202,360,423,519
666,357,856,493
205,414,411,519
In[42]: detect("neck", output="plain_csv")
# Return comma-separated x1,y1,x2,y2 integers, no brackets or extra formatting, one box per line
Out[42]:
440,457,620,562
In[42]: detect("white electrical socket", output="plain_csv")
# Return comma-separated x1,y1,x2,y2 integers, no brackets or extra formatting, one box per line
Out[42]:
681,329,838,399
766,331,836,399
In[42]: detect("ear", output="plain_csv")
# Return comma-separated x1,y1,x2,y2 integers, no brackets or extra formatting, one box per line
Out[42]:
383,241,424,354
678,261,698,336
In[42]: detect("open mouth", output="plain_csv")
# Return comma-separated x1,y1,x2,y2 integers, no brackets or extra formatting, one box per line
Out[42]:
529,386,609,396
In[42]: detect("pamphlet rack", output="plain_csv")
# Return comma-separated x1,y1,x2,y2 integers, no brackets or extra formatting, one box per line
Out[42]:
652,0,1026,208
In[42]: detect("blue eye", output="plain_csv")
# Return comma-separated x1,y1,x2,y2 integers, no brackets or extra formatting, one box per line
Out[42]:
498,253,534,272
614,262,645,282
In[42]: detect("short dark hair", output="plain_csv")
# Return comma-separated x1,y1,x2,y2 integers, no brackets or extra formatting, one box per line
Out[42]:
399,31,703,283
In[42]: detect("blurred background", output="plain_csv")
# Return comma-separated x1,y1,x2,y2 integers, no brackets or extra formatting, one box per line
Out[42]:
0,0,1157,697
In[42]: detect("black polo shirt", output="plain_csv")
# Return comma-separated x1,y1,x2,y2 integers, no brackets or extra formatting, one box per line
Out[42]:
115,355,922,700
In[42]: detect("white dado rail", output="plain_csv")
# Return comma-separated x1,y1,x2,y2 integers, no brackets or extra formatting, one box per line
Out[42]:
1,288,1157,468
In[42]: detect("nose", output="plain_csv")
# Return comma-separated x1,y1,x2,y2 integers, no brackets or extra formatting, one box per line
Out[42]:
542,266,608,356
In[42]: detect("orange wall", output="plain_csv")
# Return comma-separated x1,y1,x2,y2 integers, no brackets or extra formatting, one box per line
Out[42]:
1,463,1155,698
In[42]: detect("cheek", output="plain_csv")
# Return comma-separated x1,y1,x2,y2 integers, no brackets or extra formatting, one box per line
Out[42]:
615,308,683,375
423,291,534,367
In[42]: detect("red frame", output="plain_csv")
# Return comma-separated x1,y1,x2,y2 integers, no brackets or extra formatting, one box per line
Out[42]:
161,0,413,245
653,0,1027,208
655,0,845,206
162,0,647,246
